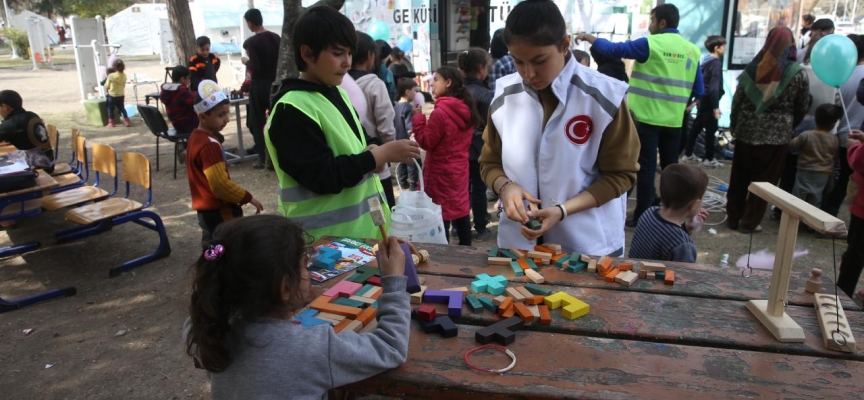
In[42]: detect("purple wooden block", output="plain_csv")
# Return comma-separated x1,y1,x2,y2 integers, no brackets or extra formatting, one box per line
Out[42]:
422,290,463,317
375,242,421,294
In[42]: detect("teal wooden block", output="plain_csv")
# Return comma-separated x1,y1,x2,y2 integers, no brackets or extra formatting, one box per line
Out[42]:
371,301,378,308
332,297,366,308
525,217,542,230
567,260,587,273
355,284,377,297
478,296,497,312
499,249,518,260
655,271,666,279
569,252,582,263
347,266,379,283
473,273,508,295
524,283,553,296
526,258,539,270
466,295,483,312
510,261,524,277
555,254,571,268
488,246,499,257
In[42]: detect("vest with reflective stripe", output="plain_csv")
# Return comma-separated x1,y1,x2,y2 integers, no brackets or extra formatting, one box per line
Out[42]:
265,87,389,241
628,34,701,127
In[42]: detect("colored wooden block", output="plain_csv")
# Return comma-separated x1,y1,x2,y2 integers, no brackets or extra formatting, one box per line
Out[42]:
360,286,382,299
500,303,516,318
514,302,533,324
476,316,524,345
545,243,563,253
358,317,378,333
616,270,639,286
538,304,551,325
347,266,380,283
442,287,470,298
646,271,656,280
488,246,499,258
356,307,377,326
587,259,597,273
333,318,354,333
510,261,525,277
316,312,346,322
554,254,571,268
323,281,362,298
814,294,856,352
410,286,427,305
355,284,377,297
618,262,634,271
517,258,530,271
506,287,526,302
639,270,647,279
664,270,675,285
525,295,545,305
499,249,519,260
534,245,556,255
345,320,364,333
367,276,381,286
313,247,343,270
348,295,377,305
515,286,534,299
525,258,539,270
498,297,513,315
471,273,508,295
333,297,366,308
510,248,526,258
525,268,545,284
466,295,483,312
641,261,667,271
423,290,463,317
527,250,552,260
544,292,590,320
294,309,332,329
417,305,436,321
310,296,362,318
527,304,540,321
416,316,458,338
524,283,553,296
566,260,587,273
580,254,592,263
604,268,621,282
493,295,508,306
525,217,542,231
597,256,613,275
488,256,513,266
478,296,497,312
655,271,666,279
375,242,421,293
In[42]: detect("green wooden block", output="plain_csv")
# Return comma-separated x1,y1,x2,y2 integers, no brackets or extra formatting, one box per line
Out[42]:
499,249,518,260
567,260,587,273
525,217,542,230
555,255,571,268
355,284,377,297
347,266,379,283
370,301,378,309
488,246,499,257
466,295,483,312
655,271,666,280
478,296,497,312
569,252,581,263
509,261,524,277
332,297,366,308
526,258,539,270
524,283,553,296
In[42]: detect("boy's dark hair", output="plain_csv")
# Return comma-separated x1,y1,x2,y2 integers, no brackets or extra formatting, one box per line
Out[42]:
0,90,23,110
397,77,417,99
375,39,392,60
457,47,490,75
490,28,508,59
186,215,311,373
436,66,482,128
196,36,211,48
814,103,844,131
704,35,726,53
390,46,405,61
652,4,680,29
850,34,864,63
352,32,378,69
112,59,125,73
660,164,708,211
503,0,566,48
244,8,263,27
171,65,190,83
293,6,357,72
572,49,590,64
803,14,816,25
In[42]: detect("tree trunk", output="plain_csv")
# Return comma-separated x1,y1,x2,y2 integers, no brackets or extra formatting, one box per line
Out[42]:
166,0,196,65
274,0,346,95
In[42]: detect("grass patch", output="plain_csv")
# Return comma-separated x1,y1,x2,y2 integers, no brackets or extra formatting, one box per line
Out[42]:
0,48,161,69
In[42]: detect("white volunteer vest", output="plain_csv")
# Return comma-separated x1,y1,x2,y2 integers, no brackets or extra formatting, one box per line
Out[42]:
490,57,629,256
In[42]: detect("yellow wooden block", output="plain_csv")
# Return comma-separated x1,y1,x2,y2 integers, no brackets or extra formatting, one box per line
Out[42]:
544,291,590,320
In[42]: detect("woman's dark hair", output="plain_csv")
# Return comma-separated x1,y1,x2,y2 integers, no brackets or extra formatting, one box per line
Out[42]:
390,46,405,61
572,49,590,65
490,29,508,59
293,6,357,72
851,34,864,63
503,0,566,48
352,32,379,70
376,39,392,60
814,103,844,131
186,215,311,373
0,90,23,110
244,8,264,27
196,36,211,48
652,4,679,29
436,66,482,128
112,59,125,73
457,48,490,76
704,35,726,53
802,14,816,25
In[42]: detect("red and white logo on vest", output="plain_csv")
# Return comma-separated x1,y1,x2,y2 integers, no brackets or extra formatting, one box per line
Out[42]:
565,115,593,145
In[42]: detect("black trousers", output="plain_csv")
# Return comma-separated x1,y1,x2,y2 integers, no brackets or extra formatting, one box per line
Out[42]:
839,213,864,298
685,107,719,161
247,79,273,165
197,206,242,248
822,146,852,217
469,160,489,232
380,177,395,209
444,215,472,246
634,122,681,222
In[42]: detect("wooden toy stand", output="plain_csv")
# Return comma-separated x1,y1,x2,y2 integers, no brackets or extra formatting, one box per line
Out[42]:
745,183,847,342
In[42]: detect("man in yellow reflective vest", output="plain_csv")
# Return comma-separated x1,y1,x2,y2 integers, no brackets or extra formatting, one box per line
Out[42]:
576,4,704,227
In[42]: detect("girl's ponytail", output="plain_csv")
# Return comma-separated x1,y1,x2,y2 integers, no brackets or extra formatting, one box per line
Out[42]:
187,251,233,373
436,66,483,128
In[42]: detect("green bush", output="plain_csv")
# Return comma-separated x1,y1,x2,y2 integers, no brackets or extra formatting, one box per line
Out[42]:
0,28,30,59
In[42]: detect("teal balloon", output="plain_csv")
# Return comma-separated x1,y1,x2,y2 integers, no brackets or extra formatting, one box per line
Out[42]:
397,35,413,53
811,34,858,88
367,20,391,41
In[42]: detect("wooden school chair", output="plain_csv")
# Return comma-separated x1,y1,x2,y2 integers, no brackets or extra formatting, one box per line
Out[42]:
40,143,117,211
50,135,89,192
46,125,74,176
54,152,171,277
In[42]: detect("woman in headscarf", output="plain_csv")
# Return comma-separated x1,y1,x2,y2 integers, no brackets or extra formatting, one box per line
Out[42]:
727,27,811,233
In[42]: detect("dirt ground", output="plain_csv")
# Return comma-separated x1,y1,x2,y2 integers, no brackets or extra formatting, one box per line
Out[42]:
0,52,860,399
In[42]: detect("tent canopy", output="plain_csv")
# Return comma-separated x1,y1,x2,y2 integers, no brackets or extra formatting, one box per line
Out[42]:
105,4,169,56
11,10,60,45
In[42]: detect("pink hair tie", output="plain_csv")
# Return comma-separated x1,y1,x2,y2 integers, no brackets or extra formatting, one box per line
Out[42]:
204,244,225,261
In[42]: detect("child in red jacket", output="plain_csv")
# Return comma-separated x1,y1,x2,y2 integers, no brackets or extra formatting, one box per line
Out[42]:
839,129,864,299
411,66,481,246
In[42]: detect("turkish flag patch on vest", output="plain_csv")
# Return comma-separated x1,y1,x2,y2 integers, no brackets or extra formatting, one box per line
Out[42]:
565,115,593,145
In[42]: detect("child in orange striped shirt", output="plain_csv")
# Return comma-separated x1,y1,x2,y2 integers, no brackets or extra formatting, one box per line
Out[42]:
186,80,263,247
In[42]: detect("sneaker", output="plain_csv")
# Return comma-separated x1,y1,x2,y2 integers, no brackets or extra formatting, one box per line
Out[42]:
680,154,702,163
701,159,724,168
738,225,763,234
474,229,493,241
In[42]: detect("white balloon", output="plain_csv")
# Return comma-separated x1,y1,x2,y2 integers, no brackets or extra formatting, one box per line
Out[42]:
340,74,368,123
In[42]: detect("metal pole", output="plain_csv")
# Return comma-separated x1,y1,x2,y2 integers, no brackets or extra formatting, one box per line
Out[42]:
26,17,37,70
2,0,19,58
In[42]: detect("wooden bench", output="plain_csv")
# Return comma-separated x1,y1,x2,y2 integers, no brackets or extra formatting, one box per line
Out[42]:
50,134,87,191
41,142,115,211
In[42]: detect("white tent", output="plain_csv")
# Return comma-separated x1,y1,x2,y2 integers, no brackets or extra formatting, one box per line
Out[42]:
10,10,59,45
105,4,170,57
189,0,286,55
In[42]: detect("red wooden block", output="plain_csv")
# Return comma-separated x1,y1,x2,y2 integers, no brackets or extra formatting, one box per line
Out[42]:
333,319,353,333
534,245,556,255
517,258,530,271
514,302,533,323
357,307,377,326
417,305,436,322
366,276,381,286
618,262,633,271
538,304,551,325
604,268,620,283
525,295,545,305
598,256,613,275
498,297,514,316
665,270,675,286
501,303,516,318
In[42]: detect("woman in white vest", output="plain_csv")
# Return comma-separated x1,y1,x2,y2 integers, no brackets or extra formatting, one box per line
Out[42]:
478,0,641,256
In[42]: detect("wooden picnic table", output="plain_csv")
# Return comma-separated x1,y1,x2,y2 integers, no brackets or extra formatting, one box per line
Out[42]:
321,241,864,399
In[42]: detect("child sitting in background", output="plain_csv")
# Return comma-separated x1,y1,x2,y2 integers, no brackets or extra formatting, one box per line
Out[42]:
188,36,221,91
160,65,198,135
184,215,410,399
104,59,130,127
0,90,54,172
186,81,263,247
394,77,421,190
788,103,842,209
629,164,709,263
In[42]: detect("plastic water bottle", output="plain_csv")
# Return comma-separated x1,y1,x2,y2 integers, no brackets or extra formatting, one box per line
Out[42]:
690,215,704,234
719,253,729,267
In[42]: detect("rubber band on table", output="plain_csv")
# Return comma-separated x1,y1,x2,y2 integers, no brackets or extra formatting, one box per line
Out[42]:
464,344,517,373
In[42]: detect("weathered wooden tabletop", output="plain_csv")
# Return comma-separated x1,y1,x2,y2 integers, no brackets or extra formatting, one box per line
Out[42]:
325,242,864,399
